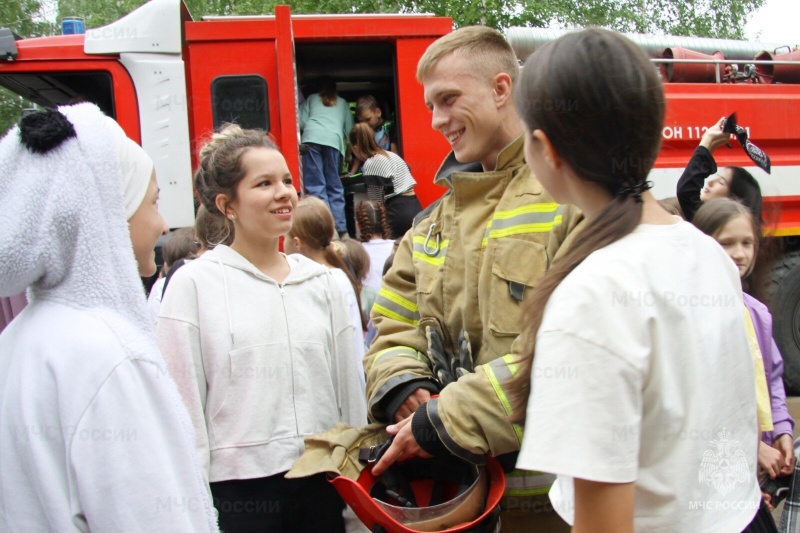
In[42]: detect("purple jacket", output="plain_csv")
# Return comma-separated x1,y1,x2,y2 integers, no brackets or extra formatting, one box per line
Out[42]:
744,292,794,444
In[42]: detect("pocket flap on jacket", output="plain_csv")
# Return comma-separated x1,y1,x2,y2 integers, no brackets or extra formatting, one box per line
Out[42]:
491,238,548,288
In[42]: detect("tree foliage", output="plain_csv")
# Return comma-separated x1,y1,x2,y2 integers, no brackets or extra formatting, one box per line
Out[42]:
50,0,764,36
0,0,54,135
537,0,765,39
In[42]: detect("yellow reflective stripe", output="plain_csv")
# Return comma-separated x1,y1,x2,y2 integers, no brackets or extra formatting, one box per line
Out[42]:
512,423,524,443
505,470,556,496
481,205,564,247
486,356,522,442
370,347,425,370
484,363,513,417
481,219,564,247
412,236,451,248
505,487,551,496
507,469,549,477
373,289,419,325
412,251,446,266
488,218,563,238
503,354,520,378
493,203,560,219
378,288,417,313
372,304,419,326
412,236,449,266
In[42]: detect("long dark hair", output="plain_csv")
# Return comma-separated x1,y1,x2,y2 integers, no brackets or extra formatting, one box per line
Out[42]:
726,166,763,229
510,28,665,415
319,76,338,107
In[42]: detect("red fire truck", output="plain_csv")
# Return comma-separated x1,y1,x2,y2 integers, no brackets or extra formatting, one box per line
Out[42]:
2,0,800,388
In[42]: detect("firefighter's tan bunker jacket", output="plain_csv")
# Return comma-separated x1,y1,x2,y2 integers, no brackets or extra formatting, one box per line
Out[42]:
365,135,583,498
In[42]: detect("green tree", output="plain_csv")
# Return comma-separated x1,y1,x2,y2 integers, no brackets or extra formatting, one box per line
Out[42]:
538,0,765,39
0,0,55,135
57,0,149,28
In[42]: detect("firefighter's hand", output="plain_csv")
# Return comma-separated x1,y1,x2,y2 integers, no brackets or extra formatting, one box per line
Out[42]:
371,415,432,477
774,434,796,476
394,389,432,423
759,440,785,479
700,117,731,153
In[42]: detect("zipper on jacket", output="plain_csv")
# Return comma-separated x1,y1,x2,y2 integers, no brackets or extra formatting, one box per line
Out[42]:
279,283,301,437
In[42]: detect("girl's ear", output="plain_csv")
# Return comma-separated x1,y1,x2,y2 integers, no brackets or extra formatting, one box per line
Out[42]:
291,236,303,250
532,129,562,171
215,193,231,219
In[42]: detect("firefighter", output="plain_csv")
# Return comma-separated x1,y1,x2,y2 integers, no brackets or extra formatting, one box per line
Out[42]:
364,26,582,531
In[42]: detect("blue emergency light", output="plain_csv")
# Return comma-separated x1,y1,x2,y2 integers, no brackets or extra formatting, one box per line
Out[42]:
61,18,85,35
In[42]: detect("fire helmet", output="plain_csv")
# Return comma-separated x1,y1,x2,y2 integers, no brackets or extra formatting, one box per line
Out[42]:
331,453,505,533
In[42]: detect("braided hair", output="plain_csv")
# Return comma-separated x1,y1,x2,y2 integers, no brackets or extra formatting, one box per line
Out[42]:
355,200,392,242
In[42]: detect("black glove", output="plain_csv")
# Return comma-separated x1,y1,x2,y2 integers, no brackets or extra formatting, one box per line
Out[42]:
453,329,474,379
426,327,475,387
426,326,454,387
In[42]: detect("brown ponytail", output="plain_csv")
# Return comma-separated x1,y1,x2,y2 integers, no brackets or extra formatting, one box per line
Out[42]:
289,196,368,330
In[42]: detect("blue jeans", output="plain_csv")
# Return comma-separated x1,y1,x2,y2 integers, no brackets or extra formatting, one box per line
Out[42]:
301,143,347,233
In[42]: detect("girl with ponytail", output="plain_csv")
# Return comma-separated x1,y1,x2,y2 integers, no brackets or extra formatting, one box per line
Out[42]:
511,28,763,532
285,196,368,389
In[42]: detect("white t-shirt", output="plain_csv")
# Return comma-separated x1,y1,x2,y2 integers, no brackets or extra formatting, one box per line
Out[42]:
517,221,760,533
362,239,395,291
330,268,366,394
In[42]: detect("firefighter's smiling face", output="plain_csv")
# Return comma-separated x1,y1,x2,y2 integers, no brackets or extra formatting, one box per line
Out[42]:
423,53,508,171
220,147,297,244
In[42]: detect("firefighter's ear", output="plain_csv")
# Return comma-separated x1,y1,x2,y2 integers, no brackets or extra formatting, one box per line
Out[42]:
492,72,513,107
532,129,562,170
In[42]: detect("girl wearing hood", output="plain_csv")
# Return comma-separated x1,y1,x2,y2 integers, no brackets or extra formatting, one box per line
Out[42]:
156,124,366,533
0,104,219,532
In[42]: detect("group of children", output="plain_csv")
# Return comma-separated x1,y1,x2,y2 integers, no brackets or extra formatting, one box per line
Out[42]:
0,23,797,533
299,83,422,240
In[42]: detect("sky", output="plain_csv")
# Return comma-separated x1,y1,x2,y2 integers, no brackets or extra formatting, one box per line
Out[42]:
745,0,800,45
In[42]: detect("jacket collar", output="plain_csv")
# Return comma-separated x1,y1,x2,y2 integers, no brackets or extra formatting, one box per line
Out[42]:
433,135,526,188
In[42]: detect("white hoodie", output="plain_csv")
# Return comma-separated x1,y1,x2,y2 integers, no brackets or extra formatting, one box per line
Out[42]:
157,245,367,483
0,104,218,532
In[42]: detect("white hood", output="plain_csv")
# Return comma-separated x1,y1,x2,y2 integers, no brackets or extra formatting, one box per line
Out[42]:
0,103,151,335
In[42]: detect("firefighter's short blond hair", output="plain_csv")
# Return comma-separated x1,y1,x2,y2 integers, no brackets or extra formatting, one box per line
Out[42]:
417,26,519,84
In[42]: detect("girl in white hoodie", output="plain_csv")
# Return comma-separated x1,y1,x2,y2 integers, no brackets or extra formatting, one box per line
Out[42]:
157,124,366,533
0,104,219,532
